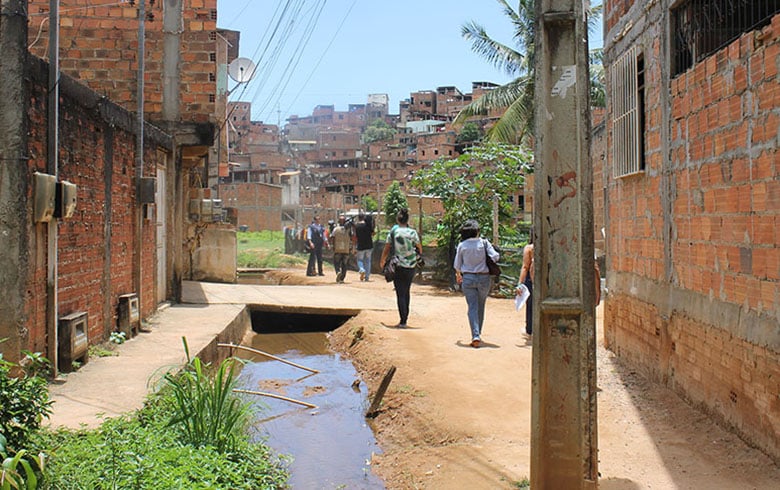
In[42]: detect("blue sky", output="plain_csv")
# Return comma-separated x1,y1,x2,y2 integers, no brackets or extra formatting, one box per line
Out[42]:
217,1,603,125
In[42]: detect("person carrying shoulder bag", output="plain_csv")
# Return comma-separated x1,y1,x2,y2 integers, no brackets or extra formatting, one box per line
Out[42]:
380,208,421,329
453,219,499,348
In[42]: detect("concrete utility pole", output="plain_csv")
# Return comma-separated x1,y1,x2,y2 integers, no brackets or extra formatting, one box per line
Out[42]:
530,0,598,488
0,0,29,364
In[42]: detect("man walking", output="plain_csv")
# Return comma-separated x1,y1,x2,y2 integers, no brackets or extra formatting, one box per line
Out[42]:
306,215,327,276
354,211,374,281
331,215,352,283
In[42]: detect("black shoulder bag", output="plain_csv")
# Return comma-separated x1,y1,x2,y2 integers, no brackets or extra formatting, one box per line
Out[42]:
483,239,501,276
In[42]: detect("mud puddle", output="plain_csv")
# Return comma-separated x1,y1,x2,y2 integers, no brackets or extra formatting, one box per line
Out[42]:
238,331,384,489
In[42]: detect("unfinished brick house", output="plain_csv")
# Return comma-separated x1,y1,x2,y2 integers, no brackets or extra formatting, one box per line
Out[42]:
0,1,225,367
602,1,779,462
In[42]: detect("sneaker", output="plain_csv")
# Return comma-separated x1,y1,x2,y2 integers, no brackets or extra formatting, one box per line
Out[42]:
360,271,365,281
470,339,481,348
318,273,325,276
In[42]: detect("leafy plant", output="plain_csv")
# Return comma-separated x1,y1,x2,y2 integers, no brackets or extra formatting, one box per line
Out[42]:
0,346,52,452
110,331,127,345
164,355,253,454
382,181,408,226
360,195,378,212
0,433,45,490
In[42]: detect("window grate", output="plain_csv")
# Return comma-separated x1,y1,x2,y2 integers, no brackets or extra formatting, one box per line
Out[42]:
610,45,644,178
672,0,780,77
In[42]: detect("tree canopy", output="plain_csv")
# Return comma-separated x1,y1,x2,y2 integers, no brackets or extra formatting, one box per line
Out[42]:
410,142,532,240
363,119,396,143
455,0,604,144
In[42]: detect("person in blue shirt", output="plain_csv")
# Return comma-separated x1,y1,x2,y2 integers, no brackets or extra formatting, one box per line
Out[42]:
453,219,499,348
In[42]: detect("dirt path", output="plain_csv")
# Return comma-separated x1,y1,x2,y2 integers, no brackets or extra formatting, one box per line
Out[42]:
287,268,780,489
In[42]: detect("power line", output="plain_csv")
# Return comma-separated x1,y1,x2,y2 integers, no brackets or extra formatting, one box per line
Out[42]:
280,0,358,123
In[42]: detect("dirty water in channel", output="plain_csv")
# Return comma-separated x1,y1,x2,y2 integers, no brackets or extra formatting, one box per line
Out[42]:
238,331,384,489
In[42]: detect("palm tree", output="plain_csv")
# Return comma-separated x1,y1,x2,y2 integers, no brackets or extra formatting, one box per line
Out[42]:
456,0,603,144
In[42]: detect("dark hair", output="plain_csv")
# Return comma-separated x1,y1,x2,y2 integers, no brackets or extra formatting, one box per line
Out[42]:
358,211,366,220
459,219,480,240
396,208,409,224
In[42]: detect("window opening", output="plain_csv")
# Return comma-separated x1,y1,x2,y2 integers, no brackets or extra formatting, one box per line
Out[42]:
610,46,646,178
672,0,780,77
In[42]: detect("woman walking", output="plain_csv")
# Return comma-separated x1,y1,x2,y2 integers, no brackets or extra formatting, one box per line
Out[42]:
516,229,534,335
380,208,421,328
453,220,500,348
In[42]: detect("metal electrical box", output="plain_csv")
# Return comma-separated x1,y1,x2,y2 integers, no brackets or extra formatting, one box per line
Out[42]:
55,180,78,218
33,172,57,223
117,293,140,337
189,199,201,221
211,199,223,222
58,311,89,372
200,199,214,222
138,177,156,204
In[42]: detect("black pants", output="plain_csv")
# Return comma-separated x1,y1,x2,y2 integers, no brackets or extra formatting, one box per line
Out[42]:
524,276,533,334
307,246,323,275
393,266,416,324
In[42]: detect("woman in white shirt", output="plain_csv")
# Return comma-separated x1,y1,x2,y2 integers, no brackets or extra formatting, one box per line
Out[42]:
453,220,499,348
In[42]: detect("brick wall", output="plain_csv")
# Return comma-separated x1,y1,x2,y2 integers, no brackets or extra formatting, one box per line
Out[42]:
218,182,282,231
24,56,170,356
604,3,779,462
28,0,217,124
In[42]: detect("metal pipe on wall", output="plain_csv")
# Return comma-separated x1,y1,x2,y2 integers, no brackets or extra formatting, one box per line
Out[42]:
134,0,146,316
47,0,60,376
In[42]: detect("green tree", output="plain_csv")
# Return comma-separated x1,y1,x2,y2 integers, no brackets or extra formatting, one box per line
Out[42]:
361,195,378,212
383,181,408,226
410,143,531,241
456,122,482,143
363,119,396,143
455,0,603,143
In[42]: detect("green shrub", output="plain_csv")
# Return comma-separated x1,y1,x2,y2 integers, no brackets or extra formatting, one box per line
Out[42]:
0,345,52,452
0,433,45,490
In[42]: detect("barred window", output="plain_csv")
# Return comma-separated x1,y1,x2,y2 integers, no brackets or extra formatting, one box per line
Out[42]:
610,46,645,178
672,0,780,77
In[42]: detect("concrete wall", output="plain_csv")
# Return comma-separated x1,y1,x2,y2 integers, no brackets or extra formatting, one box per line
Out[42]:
187,224,236,283
603,2,779,462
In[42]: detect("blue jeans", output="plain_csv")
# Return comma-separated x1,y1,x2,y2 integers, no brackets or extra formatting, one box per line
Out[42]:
462,273,492,340
356,248,372,280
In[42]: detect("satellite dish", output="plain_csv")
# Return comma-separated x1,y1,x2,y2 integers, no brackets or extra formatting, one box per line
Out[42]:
228,57,257,83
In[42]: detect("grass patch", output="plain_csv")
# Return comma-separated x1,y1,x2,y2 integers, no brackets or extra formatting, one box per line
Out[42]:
236,230,306,269
35,356,289,489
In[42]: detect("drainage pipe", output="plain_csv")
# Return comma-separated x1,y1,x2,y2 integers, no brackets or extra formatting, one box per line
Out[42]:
233,389,317,410
218,343,320,374
134,0,145,321
47,0,60,375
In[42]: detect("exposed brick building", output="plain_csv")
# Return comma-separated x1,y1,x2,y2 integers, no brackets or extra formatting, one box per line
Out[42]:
603,2,779,462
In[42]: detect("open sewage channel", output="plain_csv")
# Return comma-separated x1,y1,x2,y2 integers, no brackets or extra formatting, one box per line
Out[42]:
234,280,385,489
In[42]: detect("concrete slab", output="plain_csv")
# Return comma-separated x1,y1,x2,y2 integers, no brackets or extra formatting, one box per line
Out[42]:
46,281,395,429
